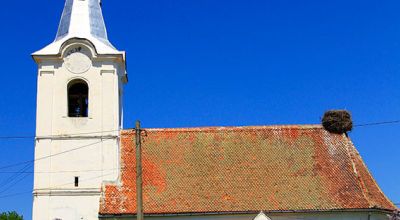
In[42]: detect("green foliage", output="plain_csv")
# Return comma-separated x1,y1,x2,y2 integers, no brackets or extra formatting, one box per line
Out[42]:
0,211,23,220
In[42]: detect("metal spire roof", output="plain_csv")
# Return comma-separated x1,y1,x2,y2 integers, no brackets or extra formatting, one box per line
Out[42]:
33,0,121,56
56,0,108,43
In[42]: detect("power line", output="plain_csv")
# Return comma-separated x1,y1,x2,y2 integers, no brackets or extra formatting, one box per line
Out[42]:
0,119,399,140
0,167,125,198
0,164,34,198
0,141,102,170
0,171,118,199
354,120,400,127
0,164,31,185
0,118,397,171
0,129,122,140
0,167,125,174
0,191,31,199
0,172,32,195
49,171,118,189
0,171,115,198
0,136,35,140
0,164,33,192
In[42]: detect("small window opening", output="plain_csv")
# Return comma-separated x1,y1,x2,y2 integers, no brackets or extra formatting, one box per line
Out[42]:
68,80,88,117
74,177,79,187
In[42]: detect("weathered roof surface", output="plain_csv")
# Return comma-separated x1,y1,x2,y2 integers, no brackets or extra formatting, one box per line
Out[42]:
33,0,121,56
100,125,396,215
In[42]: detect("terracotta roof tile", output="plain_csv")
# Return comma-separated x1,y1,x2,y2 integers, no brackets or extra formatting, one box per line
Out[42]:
99,125,396,215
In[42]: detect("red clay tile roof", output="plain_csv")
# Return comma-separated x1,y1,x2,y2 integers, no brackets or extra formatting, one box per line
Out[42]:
99,125,396,215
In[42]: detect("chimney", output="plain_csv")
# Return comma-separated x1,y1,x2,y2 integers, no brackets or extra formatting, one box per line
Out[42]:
322,110,353,134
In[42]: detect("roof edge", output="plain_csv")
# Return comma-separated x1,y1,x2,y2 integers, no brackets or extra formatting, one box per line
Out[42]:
32,36,122,57
346,138,398,210
99,208,396,218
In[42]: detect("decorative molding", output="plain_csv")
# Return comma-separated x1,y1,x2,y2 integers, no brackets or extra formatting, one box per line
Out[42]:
40,71,55,76
34,189,101,197
36,135,119,140
100,69,115,75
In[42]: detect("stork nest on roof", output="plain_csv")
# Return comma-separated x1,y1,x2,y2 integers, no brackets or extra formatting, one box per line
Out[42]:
322,110,353,134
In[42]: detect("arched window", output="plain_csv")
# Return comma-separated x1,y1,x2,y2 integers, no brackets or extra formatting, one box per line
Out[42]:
68,80,88,117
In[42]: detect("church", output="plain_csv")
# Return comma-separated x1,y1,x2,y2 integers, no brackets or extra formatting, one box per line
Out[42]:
31,0,397,220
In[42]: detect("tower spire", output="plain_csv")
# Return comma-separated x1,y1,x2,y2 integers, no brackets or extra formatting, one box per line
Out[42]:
56,0,108,43
34,0,120,55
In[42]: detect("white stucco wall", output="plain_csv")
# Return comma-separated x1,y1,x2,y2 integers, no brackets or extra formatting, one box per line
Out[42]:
32,39,126,220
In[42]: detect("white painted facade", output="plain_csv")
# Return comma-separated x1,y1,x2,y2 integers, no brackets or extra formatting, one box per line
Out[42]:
32,0,127,219
31,1,394,220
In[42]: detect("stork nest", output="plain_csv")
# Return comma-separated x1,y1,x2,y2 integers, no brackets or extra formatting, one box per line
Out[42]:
322,110,353,134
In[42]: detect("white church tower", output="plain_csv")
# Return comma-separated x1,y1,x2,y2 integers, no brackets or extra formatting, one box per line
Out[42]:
32,0,127,219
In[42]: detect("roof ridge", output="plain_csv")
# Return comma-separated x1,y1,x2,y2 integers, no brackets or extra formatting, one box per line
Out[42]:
122,124,324,133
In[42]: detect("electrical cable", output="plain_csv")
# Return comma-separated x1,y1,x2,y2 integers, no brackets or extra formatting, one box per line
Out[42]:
0,120,398,199
0,171,119,199
354,120,400,127
0,164,33,193
0,172,32,195
0,167,125,174
0,129,123,140
0,164,34,197
0,191,30,199
0,119,399,140
0,117,397,141
0,167,126,198
0,141,102,170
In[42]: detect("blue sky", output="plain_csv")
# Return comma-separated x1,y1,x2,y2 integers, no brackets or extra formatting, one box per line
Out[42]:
0,0,399,218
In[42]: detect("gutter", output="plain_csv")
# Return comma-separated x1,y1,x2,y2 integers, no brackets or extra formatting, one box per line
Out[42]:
99,208,395,219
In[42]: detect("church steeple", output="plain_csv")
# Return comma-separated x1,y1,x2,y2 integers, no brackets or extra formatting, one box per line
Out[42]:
32,1,126,219
33,0,121,56
56,0,109,44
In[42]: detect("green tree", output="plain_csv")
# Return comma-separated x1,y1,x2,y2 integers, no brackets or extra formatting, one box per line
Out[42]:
0,211,23,220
